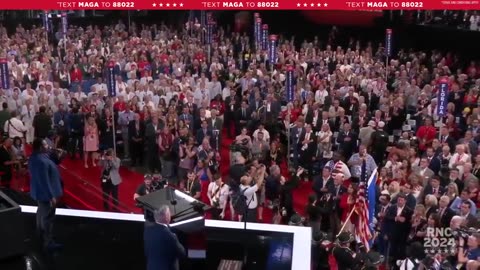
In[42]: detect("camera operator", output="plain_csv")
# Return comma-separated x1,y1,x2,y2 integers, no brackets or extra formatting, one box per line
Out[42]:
235,164,265,222
134,174,163,222
332,232,365,270
457,233,480,268
99,149,122,211
183,172,201,200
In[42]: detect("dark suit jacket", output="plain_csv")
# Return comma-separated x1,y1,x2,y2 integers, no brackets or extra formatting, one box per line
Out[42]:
128,120,145,141
423,186,446,201
312,176,334,197
384,205,413,239
33,112,53,138
234,107,251,124
336,131,357,157
196,128,213,145
435,207,455,228
427,156,442,175
144,223,185,270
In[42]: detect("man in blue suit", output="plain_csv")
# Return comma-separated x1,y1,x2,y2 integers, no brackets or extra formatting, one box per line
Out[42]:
29,138,63,250
144,205,185,270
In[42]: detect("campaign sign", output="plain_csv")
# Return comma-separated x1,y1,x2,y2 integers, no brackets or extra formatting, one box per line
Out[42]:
43,11,50,32
0,58,9,90
286,65,295,102
107,61,116,97
268,35,278,64
255,17,262,50
61,12,68,38
385,28,392,57
206,22,214,44
262,24,269,51
437,78,449,117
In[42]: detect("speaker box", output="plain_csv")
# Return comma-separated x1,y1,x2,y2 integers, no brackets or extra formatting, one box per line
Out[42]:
0,190,26,260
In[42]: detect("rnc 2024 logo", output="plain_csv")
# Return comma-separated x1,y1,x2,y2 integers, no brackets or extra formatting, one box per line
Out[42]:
424,228,457,255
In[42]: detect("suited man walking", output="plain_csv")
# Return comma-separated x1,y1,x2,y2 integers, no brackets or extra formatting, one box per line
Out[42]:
144,205,186,270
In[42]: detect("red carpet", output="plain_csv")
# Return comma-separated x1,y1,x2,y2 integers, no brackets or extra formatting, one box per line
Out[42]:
56,130,315,258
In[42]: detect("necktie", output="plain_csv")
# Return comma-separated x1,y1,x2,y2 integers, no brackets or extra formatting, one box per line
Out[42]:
361,158,367,181
433,188,437,194
242,109,245,118
336,186,340,196
440,208,445,217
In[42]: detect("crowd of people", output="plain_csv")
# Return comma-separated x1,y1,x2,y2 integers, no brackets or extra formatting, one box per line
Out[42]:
0,13,480,270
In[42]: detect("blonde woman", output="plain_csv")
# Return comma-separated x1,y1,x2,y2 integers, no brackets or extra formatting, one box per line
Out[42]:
83,116,99,168
445,182,459,203
315,123,333,157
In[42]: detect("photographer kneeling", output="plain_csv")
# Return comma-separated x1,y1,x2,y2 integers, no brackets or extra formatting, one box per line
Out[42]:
99,149,122,211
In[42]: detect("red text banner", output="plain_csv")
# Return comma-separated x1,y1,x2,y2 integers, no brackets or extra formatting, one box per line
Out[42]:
0,0,479,10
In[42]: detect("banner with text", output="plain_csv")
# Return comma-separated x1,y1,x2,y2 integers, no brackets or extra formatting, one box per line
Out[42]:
61,12,68,37
286,65,295,102
262,24,269,51
268,35,278,64
107,62,116,97
1,1,478,10
437,78,449,117
385,28,392,57
0,58,9,90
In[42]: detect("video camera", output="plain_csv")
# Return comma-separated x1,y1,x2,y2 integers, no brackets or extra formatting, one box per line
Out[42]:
451,227,477,240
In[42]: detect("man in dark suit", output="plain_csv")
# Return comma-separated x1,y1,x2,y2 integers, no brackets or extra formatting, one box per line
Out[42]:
178,106,194,132
436,195,455,228
384,193,413,261
208,109,223,150
422,177,445,201
234,100,250,135
439,127,456,153
145,115,164,173
144,205,185,270
299,124,316,179
33,106,53,139
425,147,441,175
196,120,212,146
312,167,334,199
290,120,305,168
128,113,145,167
224,88,240,138
459,201,480,228
336,122,357,158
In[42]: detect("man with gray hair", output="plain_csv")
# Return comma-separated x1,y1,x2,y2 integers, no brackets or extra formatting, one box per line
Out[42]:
144,205,185,270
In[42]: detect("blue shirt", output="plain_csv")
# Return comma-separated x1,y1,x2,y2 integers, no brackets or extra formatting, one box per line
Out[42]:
29,152,63,202
450,197,477,215
468,248,480,260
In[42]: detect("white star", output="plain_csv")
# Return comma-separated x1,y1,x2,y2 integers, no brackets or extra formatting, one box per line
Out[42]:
310,3,314,6
297,3,301,6
152,2,156,6
166,3,170,6
303,3,307,6
317,2,321,6
159,3,163,6
179,2,183,6
173,3,177,6
324,2,328,6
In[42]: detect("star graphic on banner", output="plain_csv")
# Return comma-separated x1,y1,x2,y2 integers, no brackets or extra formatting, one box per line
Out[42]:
152,3,156,6
159,3,163,6
173,3,177,6
297,3,301,6
166,3,170,6
303,3,307,6
317,3,321,6
179,3,183,6
324,3,328,6
310,3,314,6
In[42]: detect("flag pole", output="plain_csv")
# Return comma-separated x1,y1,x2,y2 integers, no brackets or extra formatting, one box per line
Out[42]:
336,206,356,238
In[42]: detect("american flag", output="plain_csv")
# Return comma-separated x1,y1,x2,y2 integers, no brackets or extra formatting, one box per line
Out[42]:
354,161,377,251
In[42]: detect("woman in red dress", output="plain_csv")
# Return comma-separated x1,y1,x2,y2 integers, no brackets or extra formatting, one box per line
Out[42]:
415,116,436,152
339,183,358,235
445,113,460,140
